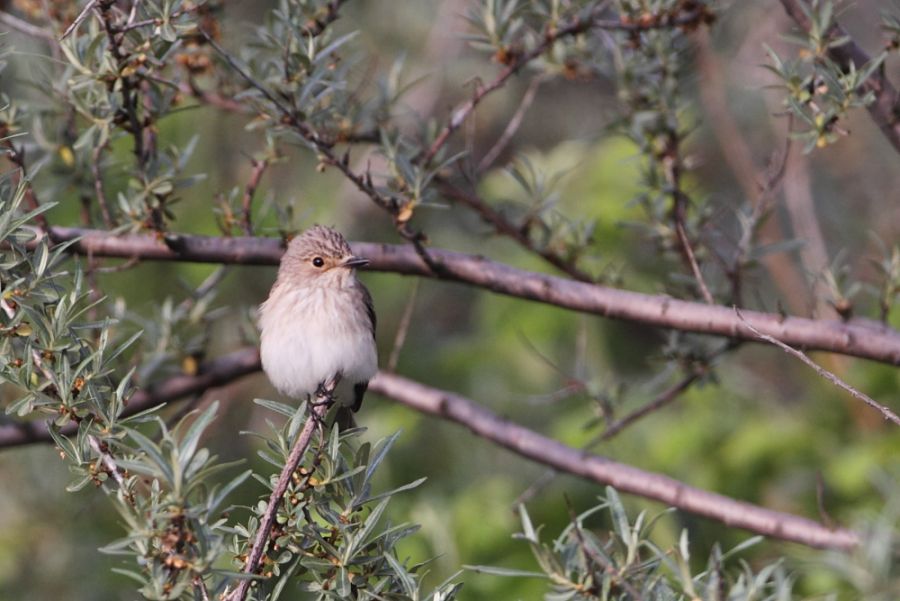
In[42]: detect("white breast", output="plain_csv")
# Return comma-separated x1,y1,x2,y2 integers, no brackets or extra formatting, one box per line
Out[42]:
259,284,377,405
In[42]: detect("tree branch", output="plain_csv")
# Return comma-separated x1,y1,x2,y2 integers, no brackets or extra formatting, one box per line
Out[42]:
2,346,861,550
226,379,337,601
438,182,595,282
33,226,900,367
737,309,900,426
368,371,859,550
779,0,900,154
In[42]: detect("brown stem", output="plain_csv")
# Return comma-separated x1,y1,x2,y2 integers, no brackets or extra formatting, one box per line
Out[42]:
0,348,861,550
240,157,270,236
477,75,545,173
736,309,900,426
226,379,337,601
439,182,595,282
368,371,859,550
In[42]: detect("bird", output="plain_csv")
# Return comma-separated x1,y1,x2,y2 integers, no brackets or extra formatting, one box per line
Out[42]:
258,225,377,427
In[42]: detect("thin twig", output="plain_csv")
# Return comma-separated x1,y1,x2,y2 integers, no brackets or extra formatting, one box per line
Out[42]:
240,157,270,236
91,142,115,228
439,182,595,282
516,369,703,505
675,220,714,305
227,378,338,601
194,576,211,601
387,280,419,372
0,10,57,41
88,434,127,490
735,308,900,426
60,0,99,40
181,79,249,114
666,155,714,305
477,75,545,173
598,370,702,441
815,470,835,530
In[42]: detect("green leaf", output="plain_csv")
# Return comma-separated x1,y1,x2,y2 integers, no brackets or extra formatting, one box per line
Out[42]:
462,564,548,578
177,400,218,468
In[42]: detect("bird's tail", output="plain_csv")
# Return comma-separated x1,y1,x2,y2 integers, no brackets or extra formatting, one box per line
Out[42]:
333,406,357,431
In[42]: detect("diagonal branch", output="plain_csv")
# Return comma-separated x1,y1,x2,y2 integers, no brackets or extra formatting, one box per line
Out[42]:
2,346,861,550
438,182,595,282
32,226,900,367
368,371,859,550
226,379,337,601
737,309,900,426
779,0,900,154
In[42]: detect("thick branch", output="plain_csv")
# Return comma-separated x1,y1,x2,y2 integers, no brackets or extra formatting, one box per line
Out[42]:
0,348,262,448
780,0,900,154
368,371,859,550
0,342,858,549
1,346,860,549
36,226,900,366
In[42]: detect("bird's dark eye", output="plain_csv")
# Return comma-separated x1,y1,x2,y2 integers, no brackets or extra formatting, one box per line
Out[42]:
312,257,325,268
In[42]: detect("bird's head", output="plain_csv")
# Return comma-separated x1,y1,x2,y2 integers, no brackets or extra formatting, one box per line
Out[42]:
278,225,370,288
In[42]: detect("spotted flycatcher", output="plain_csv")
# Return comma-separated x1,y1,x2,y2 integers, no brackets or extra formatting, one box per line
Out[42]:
259,225,377,424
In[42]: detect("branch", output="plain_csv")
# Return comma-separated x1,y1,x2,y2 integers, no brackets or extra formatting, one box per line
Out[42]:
240,157,270,236
421,6,713,165
476,74,545,173
368,371,859,550
0,348,262,448
35,226,900,367
2,346,860,549
779,0,900,154
736,309,900,426
438,182,595,282
0,10,58,41
226,379,337,601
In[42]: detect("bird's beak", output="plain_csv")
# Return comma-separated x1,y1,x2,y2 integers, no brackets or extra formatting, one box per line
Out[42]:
343,256,370,269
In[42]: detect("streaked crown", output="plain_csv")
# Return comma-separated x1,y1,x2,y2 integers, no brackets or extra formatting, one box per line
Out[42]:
288,225,352,260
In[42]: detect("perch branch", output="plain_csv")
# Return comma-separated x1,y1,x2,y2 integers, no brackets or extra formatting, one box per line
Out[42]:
226,379,337,601
368,371,859,550
1,348,861,550
29,226,900,367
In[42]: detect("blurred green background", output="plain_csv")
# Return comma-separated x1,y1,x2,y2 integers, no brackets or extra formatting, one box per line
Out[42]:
2,1,900,599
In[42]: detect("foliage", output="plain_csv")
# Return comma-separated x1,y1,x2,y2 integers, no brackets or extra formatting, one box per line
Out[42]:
2,0,900,599
470,489,795,600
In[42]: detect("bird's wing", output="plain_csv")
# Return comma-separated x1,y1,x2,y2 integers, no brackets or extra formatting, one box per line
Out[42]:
361,284,376,340
352,382,368,412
